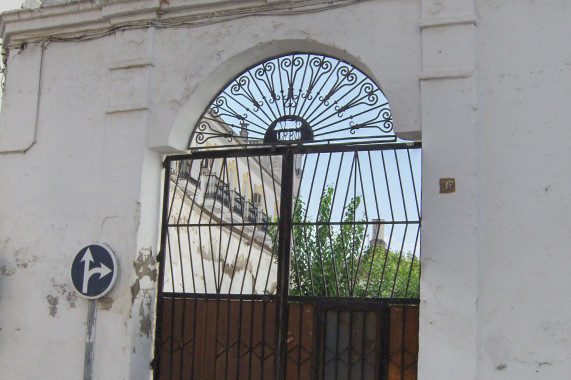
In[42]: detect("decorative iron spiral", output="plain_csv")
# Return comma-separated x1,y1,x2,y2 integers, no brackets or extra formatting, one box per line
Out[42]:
189,53,396,149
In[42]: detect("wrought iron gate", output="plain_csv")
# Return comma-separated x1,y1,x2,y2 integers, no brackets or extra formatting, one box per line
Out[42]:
153,142,421,380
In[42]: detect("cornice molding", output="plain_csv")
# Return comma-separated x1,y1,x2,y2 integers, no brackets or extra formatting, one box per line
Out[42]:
0,0,363,47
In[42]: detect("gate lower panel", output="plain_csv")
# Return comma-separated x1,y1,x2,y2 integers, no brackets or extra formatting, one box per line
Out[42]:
157,296,418,380
158,297,277,380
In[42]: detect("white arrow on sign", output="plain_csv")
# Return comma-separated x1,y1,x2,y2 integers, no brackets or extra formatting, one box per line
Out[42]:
81,247,113,294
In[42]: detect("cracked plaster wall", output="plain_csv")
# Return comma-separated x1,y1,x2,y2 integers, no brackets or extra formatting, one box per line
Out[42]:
0,34,160,379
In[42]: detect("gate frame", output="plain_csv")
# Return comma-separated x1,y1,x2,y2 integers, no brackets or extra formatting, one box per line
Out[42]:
152,141,421,379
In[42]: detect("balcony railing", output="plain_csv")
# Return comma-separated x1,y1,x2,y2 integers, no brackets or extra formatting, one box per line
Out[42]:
181,171,270,228
177,171,199,186
247,202,258,224
205,174,230,206
233,191,245,217
260,212,269,232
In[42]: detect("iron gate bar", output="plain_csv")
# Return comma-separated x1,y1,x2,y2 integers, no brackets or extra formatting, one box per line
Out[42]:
310,151,333,296
251,155,273,293
404,228,421,298
238,155,261,295
290,149,309,297
225,154,252,295
379,304,390,380
153,158,173,376
161,292,420,305
164,222,279,228
276,148,294,380
339,151,357,296
363,150,383,297
324,150,345,296
173,161,202,378
295,297,420,309
380,150,395,221
399,307,407,379
390,148,410,299
359,311,367,378
298,151,320,296
406,149,421,219
166,142,421,164
218,167,235,295
391,224,409,298
263,151,281,291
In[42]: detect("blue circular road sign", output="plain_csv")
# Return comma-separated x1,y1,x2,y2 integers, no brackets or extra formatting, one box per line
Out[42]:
70,244,118,299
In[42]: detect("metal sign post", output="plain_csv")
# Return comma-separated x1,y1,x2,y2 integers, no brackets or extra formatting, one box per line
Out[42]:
84,300,97,380
70,244,118,380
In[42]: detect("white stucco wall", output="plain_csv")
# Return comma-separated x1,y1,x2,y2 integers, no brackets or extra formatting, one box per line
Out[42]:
0,0,570,379
475,1,571,378
419,1,571,378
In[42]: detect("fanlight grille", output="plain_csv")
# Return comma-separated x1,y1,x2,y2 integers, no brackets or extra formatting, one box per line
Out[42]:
189,53,395,150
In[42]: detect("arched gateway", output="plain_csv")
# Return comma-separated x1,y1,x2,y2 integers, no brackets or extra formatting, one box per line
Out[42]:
154,53,421,379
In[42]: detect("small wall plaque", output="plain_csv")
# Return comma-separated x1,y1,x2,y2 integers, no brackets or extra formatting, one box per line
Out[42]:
440,178,455,193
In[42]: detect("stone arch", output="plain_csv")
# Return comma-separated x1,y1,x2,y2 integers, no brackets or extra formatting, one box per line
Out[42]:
158,39,392,152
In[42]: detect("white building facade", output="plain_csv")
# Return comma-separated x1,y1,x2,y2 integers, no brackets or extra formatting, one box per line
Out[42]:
0,0,570,379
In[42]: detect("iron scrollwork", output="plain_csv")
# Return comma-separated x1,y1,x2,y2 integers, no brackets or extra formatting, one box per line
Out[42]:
189,53,396,150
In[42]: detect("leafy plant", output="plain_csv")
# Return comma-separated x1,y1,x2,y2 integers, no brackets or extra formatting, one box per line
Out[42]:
286,186,420,298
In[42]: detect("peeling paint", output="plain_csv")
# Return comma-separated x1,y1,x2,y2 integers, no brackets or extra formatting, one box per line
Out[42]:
51,280,77,308
0,250,38,275
66,292,77,308
130,281,141,305
133,249,156,282
495,363,507,370
223,262,235,276
266,283,277,294
535,361,553,373
223,255,247,276
138,292,153,337
98,295,114,310
1,264,16,276
131,249,156,304
47,295,58,317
